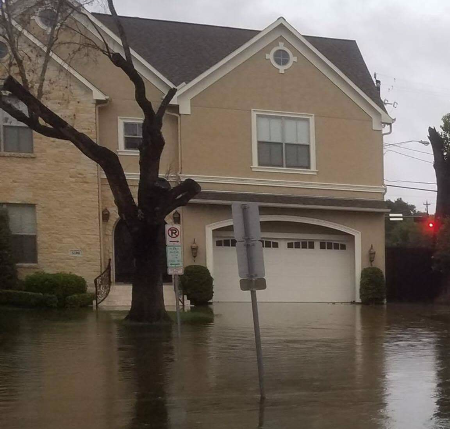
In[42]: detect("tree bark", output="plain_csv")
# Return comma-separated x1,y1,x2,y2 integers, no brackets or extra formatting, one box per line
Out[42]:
126,222,171,324
429,127,450,221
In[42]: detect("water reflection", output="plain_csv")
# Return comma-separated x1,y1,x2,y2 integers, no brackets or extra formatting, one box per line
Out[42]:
1,304,450,428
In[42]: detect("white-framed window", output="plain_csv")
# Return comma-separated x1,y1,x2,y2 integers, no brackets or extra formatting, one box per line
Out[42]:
265,42,297,73
35,7,58,32
118,117,143,153
252,110,316,174
0,204,37,264
0,97,33,154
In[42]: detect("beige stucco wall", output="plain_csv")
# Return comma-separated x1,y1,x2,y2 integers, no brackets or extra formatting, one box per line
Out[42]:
180,36,384,199
0,65,101,284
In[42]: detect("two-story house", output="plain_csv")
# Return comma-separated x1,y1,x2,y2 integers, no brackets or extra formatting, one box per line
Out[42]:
0,6,391,304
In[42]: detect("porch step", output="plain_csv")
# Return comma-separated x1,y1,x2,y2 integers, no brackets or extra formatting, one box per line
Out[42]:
100,284,189,308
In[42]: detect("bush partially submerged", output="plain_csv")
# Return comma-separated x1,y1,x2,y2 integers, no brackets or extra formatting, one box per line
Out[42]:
0,289,57,308
360,267,386,305
65,293,94,308
24,272,87,307
180,265,214,305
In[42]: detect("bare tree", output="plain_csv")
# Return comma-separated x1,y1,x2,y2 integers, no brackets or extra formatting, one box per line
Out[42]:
0,0,201,323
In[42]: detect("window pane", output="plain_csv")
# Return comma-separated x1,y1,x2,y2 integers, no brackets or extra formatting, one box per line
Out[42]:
340,244,347,250
287,242,293,249
320,242,326,249
269,118,282,142
124,122,142,137
257,117,270,141
4,126,33,153
284,119,298,143
285,144,310,168
308,241,315,249
295,242,300,249
327,242,333,250
2,97,28,126
272,242,279,248
333,243,340,250
258,142,283,167
124,137,141,150
301,241,307,249
297,119,310,144
216,240,223,247
11,235,37,263
7,205,36,234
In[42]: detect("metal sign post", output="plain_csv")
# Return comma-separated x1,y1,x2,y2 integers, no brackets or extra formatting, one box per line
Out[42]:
232,202,266,399
165,224,184,336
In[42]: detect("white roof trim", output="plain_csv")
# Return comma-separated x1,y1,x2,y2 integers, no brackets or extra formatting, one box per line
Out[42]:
74,10,175,93
13,21,108,101
174,17,392,129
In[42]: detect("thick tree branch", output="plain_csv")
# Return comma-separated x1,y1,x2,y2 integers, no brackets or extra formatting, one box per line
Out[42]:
3,76,139,226
155,87,177,127
0,97,67,139
165,179,201,215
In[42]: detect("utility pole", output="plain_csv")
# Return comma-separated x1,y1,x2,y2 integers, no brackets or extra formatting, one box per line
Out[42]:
424,201,431,215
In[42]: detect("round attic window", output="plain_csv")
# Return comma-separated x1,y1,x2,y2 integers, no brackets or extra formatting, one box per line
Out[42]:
37,8,58,29
0,41,9,60
273,49,290,66
266,42,297,74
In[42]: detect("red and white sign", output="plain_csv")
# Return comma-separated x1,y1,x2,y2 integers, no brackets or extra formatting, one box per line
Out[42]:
165,225,182,245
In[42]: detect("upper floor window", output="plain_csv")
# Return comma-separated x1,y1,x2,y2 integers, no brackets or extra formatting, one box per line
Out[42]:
1,204,37,264
0,97,33,154
252,110,316,173
118,118,143,152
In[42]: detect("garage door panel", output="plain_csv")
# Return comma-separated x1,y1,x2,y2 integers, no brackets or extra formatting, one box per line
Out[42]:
213,235,355,303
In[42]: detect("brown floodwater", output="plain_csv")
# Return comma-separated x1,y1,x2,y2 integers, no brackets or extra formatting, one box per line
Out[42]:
1,303,450,429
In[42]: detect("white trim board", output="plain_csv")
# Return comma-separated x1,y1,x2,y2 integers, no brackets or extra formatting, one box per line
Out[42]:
179,174,386,194
189,198,389,213
11,20,108,101
74,10,175,94
174,18,392,130
205,215,362,302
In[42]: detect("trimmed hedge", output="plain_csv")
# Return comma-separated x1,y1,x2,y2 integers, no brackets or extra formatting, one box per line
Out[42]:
24,272,87,307
360,267,386,305
0,208,17,290
180,265,214,305
0,289,58,308
65,293,95,308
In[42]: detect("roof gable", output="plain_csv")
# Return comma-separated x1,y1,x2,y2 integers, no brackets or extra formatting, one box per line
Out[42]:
93,13,385,112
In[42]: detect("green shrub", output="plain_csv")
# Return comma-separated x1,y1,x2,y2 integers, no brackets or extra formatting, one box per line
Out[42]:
65,293,95,308
180,265,213,305
0,208,17,290
24,272,87,307
360,267,386,305
0,289,57,308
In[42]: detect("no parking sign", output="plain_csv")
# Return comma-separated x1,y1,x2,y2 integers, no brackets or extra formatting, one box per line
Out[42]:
165,224,183,275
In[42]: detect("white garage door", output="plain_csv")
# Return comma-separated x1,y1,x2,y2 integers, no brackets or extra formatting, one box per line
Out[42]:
212,234,355,302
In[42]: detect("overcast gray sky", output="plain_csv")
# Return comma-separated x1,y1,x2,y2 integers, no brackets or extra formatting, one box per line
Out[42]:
94,0,450,213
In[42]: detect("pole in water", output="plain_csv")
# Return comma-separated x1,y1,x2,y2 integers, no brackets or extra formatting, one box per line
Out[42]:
173,274,181,336
251,288,265,399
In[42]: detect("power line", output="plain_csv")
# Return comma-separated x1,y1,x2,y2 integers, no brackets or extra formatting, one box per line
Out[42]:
386,144,433,156
385,150,433,164
386,184,437,192
385,179,437,185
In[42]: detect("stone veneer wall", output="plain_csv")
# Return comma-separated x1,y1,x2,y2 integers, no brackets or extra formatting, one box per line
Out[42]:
0,70,101,285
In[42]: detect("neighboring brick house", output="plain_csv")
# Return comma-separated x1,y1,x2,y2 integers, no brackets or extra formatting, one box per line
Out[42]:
0,7,392,303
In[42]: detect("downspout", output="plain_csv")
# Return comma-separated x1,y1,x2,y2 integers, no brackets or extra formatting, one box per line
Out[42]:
95,98,110,271
167,110,182,180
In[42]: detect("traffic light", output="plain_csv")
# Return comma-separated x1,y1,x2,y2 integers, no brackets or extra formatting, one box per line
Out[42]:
413,216,439,234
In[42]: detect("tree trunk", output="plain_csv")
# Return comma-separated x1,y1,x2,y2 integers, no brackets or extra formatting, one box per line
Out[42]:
126,222,171,324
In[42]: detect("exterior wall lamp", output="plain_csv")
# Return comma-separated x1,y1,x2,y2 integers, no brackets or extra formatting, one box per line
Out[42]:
102,208,110,223
191,239,198,261
369,244,376,266
173,210,181,225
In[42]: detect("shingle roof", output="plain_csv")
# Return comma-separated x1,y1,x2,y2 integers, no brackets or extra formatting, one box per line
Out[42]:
93,13,385,110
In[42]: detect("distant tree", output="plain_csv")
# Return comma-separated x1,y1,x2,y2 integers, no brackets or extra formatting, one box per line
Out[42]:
0,208,17,290
385,198,417,217
386,221,433,248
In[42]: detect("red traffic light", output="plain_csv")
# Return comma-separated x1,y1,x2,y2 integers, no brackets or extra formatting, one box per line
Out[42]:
428,221,435,229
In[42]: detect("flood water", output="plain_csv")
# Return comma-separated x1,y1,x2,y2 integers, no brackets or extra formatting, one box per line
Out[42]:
1,303,450,429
